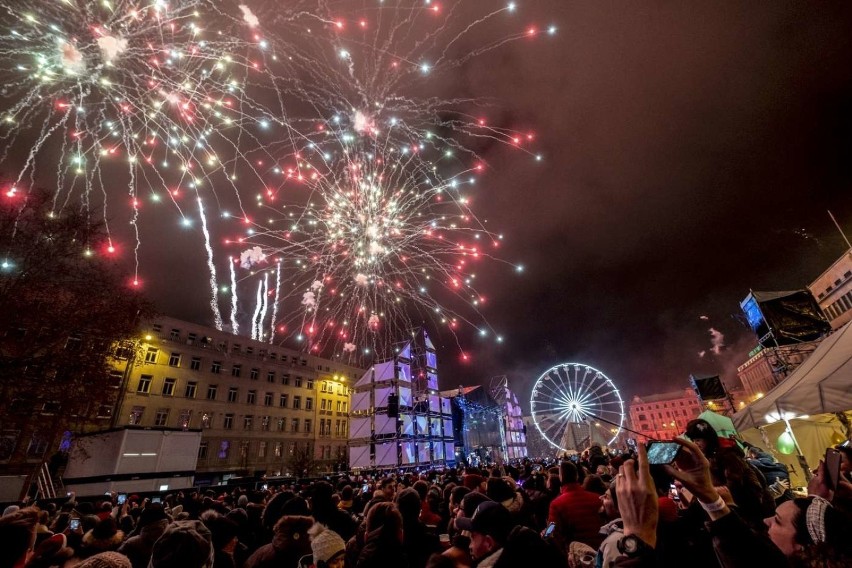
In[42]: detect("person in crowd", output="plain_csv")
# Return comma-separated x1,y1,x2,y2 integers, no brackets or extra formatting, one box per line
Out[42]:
201,511,240,568
309,482,357,542
80,517,124,558
242,515,313,568
356,502,408,568
149,520,214,568
307,523,346,568
116,504,169,568
0,507,38,568
594,480,623,568
549,459,606,551
396,488,441,568
455,501,513,568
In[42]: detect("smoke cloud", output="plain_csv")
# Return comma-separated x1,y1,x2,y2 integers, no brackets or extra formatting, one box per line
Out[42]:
239,5,259,27
240,246,266,268
97,35,128,64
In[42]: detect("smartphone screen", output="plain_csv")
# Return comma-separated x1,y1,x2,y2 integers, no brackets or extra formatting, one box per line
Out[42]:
362,483,370,493
646,441,681,465
69,518,81,530
543,522,556,538
117,494,127,505
825,448,842,490
151,497,161,504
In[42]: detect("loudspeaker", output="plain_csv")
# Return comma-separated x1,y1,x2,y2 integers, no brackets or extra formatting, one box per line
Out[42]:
690,374,727,401
387,393,399,418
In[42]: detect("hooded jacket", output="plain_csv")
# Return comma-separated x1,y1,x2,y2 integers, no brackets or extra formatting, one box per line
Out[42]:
118,519,169,568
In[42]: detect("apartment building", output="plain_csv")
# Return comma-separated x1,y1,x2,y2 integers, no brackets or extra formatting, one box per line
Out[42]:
628,388,702,441
114,316,363,480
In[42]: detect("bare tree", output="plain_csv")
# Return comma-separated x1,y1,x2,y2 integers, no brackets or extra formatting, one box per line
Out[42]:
0,189,154,482
286,443,318,477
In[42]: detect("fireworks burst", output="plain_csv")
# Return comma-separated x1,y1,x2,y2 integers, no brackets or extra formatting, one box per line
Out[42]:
0,0,555,360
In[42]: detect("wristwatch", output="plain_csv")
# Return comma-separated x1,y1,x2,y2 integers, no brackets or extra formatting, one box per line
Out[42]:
617,534,654,558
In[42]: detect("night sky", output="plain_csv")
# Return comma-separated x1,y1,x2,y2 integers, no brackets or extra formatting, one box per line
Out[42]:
101,3,852,410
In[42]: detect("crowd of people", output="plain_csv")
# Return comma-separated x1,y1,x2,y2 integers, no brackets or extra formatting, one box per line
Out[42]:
2,419,852,568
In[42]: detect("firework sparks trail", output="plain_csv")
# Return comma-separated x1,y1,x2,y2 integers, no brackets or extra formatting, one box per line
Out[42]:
250,278,262,341
269,260,281,343
229,256,239,334
198,196,223,330
258,271,269,340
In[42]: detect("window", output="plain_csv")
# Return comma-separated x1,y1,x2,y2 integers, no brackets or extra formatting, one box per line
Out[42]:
26,435,48,458
187,332,197,345
246,346,254,355
247,390,256,405
293,396,301,410
638,414,647,421
168,353,181,367
282,374,290,386
335,420,341,437
108,370,123,389
294,376,302,388
267,371,275,383
178,409,191,429
129,406,144,425
319,419,325,436
170,328,180,341
307,380,314,390
258,441,267,458
291,418,299,432
211,361,222,374
232,365,242,378
279,394,288,408
301,359,307,366
202,413,212,428
154,409,169,427
277,418,285,432
306,397,313,411
145,347,158,364
250,368,259,380
274,442,283,457
261,416,270,431
97,404,113,418
228,388,238,403
304,419,312,433
232,343,241,354
240,441,249,458
198,441,208,459
207,385,218,400
218,441,230,459
152,323,162,333
223,414,234,429
190,357,201,371
342,402,347,413
137,375,152,394
336,400,341,412
264,392,273,406
320,399,327,411
162,378,176,396
185,381,198,399
270,352,278,361
244,415,253,430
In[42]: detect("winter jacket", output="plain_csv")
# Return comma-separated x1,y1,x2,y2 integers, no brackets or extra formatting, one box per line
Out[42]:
548,483,605,549
242,526,312,568
356,527,409,568
596,519,623,568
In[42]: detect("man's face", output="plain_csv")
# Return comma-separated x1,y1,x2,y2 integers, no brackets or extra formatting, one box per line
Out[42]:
382,482,396,499
469,531,496,560
600,490,618,519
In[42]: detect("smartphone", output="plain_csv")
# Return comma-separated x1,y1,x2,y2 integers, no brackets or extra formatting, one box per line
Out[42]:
362,483,370,493
825,448,842,490
543,521,556,539
151,497,161,504
261,484,268,491
117,494,127,505
669,484,680,502
646,441,682,465
69,518,81,531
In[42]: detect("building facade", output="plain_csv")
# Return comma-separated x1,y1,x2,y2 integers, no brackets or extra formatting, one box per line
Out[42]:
736,342,821,399
628,389,702,442
113,317,363,480
808,248,852,329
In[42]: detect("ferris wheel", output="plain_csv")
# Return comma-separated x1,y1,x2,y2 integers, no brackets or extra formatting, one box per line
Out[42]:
530,363,625,452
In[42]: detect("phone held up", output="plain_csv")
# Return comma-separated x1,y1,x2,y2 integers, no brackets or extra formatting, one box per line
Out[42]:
825,448,842,490
69,518,81,531
646,440,682,466
543,521,556,539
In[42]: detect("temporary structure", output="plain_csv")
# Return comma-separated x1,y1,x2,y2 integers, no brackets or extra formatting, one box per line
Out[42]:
732,321,852,484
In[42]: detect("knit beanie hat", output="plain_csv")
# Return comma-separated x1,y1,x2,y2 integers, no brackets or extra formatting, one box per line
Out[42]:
149,521,213,568
77,551,132,568
309,523,345,564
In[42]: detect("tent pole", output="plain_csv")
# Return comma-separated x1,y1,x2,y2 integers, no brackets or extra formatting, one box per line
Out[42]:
783,418,812,482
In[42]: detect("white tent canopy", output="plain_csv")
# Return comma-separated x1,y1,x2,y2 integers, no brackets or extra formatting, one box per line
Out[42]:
733,322,852,431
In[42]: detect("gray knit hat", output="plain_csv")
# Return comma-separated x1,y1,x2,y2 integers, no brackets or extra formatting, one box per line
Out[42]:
308,523,345,563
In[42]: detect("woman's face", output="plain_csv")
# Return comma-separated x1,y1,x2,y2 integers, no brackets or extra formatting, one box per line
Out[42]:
327,557,345,568
764,500,800,556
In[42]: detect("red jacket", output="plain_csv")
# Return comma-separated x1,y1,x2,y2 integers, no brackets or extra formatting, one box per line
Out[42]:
547,483,604,549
